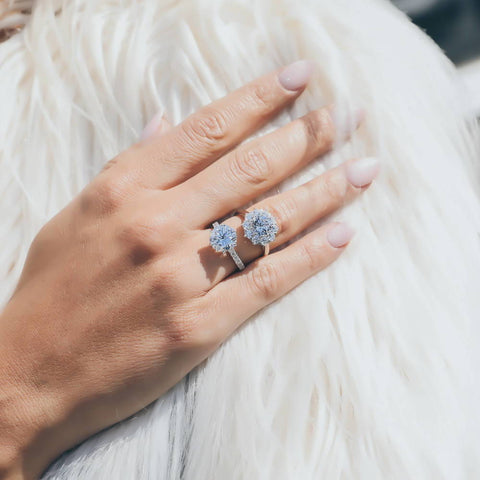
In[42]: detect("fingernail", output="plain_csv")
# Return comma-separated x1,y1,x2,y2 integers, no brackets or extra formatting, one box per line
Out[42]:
327,223,355,248
330,106,365,139
140,112,169,140
346,157,381,188
278,60,315,91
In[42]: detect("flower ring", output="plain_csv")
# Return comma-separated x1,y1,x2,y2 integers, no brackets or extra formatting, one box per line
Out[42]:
239,208,279,256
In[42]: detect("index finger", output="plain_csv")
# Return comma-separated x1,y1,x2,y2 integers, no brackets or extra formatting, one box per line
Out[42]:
129,60,316,189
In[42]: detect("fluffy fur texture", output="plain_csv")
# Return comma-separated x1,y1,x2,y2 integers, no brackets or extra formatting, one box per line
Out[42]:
1,0,480,478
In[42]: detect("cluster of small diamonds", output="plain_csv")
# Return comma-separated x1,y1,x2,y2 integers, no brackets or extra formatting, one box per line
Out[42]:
243,209,279,246
209,223,237,253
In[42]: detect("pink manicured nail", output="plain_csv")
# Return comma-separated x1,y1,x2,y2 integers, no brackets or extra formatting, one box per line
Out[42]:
346,157,381,188
278,60,315,91
330,106,365,139
327,223,355,248
140,112,169,140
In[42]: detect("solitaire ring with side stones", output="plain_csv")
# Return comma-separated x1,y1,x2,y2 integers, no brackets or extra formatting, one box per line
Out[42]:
209,221,245,271
238,208,279,256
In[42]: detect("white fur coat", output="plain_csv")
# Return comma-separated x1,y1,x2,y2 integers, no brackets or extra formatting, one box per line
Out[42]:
1,0,479,478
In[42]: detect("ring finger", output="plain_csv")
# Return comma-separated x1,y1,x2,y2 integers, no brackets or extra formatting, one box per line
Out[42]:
187,156,380,290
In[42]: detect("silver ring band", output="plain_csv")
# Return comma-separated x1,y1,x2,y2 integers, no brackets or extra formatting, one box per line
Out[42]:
227,246,245,270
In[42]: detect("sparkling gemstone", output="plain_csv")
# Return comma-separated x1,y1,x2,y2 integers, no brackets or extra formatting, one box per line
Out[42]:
209,223,237,253
243,209,279,246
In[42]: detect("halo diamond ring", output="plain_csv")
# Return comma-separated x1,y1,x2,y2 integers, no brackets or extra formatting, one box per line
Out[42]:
240,208,279,256
209,222,245,271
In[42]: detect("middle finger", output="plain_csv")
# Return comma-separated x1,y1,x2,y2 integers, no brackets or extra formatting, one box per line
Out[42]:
128,61,316,189
171,105,362,228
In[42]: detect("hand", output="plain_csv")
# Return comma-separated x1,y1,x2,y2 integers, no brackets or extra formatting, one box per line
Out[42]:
0,60,379,479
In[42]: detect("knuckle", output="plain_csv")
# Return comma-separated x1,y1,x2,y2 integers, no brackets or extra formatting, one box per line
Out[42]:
28,220,59,257
118,214,174,263
230,147,272,186
100,154,121,172
248,81,274,110
164,318,197,347
266,196,299,236
303,108,335,151
149,258,180,297
300,238,327,271
177,317,220,350
83,175,128,213
250,262,281,301
182,107,229,145
119,221,157,262
163,305,219,350
321,170,347,206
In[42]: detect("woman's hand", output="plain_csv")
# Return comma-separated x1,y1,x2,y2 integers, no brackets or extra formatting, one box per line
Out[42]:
0,60,379,479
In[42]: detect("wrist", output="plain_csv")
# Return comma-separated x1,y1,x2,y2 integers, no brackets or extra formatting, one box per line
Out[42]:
0,363,44,480
0,381,37,479
0,455,27,480
0,312,65,480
